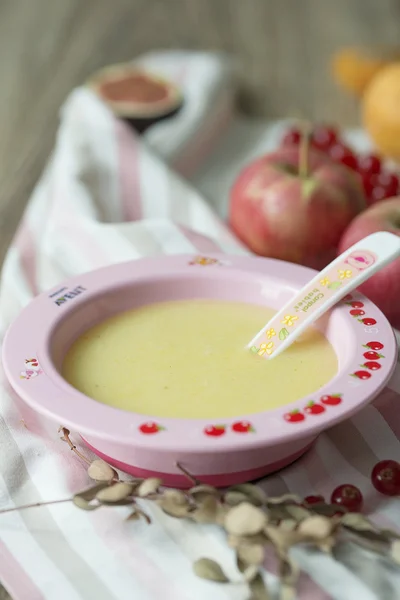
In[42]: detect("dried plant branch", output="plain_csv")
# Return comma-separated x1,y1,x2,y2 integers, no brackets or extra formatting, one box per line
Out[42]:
58,426,91,465
1,425,398,600
0,498,71,515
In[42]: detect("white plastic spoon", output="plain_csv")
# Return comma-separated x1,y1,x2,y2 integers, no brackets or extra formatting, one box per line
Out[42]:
248,231,400,360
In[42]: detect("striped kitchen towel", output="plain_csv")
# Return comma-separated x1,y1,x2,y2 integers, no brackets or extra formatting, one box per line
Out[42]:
0,50,400,600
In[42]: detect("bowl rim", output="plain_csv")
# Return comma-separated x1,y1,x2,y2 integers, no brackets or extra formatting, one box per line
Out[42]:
2,253,397,453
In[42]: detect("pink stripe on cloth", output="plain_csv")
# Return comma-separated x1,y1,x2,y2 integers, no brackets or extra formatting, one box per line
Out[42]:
115,121,143,222
0,540,45,600
374,387,400,440
12,221,38,296
177,224,223,253
264,547,331,600
173,98,233,178
90,511,192,600
299,440,336,500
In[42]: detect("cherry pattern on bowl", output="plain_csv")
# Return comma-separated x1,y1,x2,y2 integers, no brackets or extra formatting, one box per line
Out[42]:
232,420,255,433
284,410,305,423
282,336,386,423
204,424,226,437
139,422,165,435
304,401,325,415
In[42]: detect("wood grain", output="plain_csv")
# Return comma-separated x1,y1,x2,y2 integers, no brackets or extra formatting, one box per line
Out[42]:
0,0,399,597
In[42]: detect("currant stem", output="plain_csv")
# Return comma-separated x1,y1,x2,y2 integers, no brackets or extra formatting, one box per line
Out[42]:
0,498,71,515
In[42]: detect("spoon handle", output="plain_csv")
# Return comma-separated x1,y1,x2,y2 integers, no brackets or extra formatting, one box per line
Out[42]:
248,231,400,360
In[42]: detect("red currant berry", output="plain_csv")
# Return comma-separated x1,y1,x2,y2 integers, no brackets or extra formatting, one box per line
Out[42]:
312,126,338,151
370,184,391,204
371,460,400,496
329,144,357,170
370,173,399,203
281,128,301,146
331,484,363,512
361,174,375,204
304,494,325,505
357,154,382,175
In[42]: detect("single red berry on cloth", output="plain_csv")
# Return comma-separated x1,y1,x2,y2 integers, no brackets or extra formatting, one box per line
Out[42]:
311,125,338,151
329,143,357,170
352,370,372,380
364,341,383,351
321,393,342,406
331,484,363,512
350,308,365,317
232,420,254,433
371,460,400,496
204,425,226,437
284,410,305,423
361,361,381,371
357,154,382,175
304,494,325,505
360,317,377,326
363,350,384,360
281,128,301,146
304,401,325,415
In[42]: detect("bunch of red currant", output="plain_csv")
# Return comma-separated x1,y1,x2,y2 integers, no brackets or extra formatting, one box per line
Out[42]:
281,125,400,206
303,459,400,513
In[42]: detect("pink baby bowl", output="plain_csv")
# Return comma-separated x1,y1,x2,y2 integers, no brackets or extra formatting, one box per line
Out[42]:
2,254,398,488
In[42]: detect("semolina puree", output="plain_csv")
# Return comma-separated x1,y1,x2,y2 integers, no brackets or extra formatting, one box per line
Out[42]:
62,300,337,419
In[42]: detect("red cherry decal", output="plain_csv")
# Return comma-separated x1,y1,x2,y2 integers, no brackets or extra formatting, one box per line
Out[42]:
359,318,377,326
343,294,353,302
204,425,226,437
139,422,163,435
361,361,381,371
364,341,383,351
347,301,364,309
284,410,305,423
363,350,384,360
304,401,325,415
352,370,372,380
232,421,255,433
350,308,365,317
320,393,342,406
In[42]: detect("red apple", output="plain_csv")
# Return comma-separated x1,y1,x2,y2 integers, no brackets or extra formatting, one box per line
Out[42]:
338,197,400,328
229,146,365,269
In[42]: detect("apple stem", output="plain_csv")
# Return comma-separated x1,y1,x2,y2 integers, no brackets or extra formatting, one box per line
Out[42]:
299,122,311,179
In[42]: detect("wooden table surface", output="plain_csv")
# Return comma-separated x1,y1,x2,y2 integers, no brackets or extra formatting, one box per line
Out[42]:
1,0,399,597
